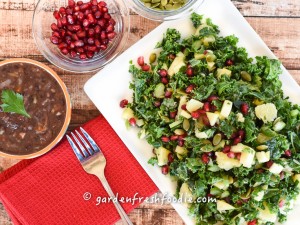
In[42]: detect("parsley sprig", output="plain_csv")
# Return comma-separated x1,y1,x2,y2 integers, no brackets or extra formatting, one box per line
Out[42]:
0,89,31,118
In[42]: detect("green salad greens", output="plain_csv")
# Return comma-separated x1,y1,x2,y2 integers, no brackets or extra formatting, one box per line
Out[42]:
121,13,300,225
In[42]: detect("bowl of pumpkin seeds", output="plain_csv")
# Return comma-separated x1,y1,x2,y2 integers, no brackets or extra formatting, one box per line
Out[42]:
125,0,204,21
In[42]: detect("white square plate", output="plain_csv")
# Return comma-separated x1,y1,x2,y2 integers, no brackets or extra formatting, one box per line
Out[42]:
84,0,300,224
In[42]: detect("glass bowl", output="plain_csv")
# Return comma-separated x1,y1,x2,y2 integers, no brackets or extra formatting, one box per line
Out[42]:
125,0,204,21
0,58,71,159
32,0,130,73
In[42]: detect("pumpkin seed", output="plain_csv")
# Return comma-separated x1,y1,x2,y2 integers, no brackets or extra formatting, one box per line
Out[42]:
149,53,157,64
240,71,252,82
212,133,222,146
140,0,186,11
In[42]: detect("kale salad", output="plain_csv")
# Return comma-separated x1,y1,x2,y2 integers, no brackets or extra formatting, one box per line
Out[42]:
120,13,300,225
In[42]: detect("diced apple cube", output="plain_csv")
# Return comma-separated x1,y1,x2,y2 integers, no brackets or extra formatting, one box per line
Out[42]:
179,183,194,205
217,68,232,79
293,174,300,188
258,203,277,222
177,95,188,120
255,103,277,123
155,147,171,166
153,83,165,98
195,129,208,139
253,191,264,201
215,152,241,171
217,200,235,211
231,143,246,153
236,112,245,123
186,99,204,113
122,108,134,120
256,151,270,163
206,112,219,126
220,100,233,119
168,52,186,76
240,148,255,168
180,110,192,119
269,163,284,174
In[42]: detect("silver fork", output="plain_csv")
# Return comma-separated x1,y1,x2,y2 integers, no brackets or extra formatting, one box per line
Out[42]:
66,127,133,225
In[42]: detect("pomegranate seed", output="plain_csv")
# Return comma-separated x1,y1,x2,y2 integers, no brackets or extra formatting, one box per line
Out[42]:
88,28,95,37
181,104,187,110
207,95,218,102
235,153,241,160
69,42,75,49
227,152,235,158
129,118,136,127
79,53,87,59
203,102,210,112
231,132,238,139
50,36,59,44
83,19,90,27
76,30,86,38
238,130,246,140
161,136,170,143
186,67,194,77
95,11,102,19
222,145,231,153
168,54,176,60
185,85,194,94
67,15,74,24
161,165,169,175
178,140,184,147
91,0,98,6
104,12,111,20
142,64,150,71
95,25,101,34
101,7,108,13
77,11,84,21
257,169,264,174
119,99,128,108
233,137,242,145
203,50,208,55
248,220,257,225
225,59,234,66
51,23,59,31
58,42,68,50
98,1,107,7
168,153,174,163
77,1,83,6
52,31,61,38
109,18,116,25
57,19,62,28
159,69,168,77
191,111,200,119
98,19,106,27
241,103,249,115
101,38,108,45
72,33,79,41
284,149,292,157
87,51,95,59
65,36,71,44
201,114,211,126
202,153,210,164
266,160,274,168
74,40,84,47
88,45,97,52
170,135,179,141
169,111,177,119
61,16,67,26
137,56,144,66
107,32,116,39
60,48,69,55
76,47,84,53
53,10,61,19
87,14,95,24
99,44,107,50
279,199,285,208
68,0,75,8
74,6,80,11
154,101,161,107
59,7,66,15
161,77,168,84
80,3,90,11
87,38,95,45
165,90,172,98
70,51,77,58
66,8,73,15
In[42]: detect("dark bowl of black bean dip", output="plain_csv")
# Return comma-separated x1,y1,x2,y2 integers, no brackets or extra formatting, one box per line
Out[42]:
0,58,71,159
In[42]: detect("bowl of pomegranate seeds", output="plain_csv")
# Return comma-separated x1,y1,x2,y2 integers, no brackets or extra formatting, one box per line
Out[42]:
33,0,130,72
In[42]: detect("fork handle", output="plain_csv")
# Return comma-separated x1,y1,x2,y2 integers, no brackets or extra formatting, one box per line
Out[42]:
99,176,134,225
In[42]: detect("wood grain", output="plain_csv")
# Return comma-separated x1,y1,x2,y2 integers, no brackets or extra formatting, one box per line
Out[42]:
1,0,300,224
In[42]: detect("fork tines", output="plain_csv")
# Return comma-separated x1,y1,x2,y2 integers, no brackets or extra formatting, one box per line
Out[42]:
66,127,100,162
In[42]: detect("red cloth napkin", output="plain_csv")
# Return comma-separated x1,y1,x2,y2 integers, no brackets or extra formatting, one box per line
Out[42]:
0,116,158,225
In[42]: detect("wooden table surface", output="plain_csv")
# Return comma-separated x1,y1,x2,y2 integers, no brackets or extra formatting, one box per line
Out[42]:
0,0,300,224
